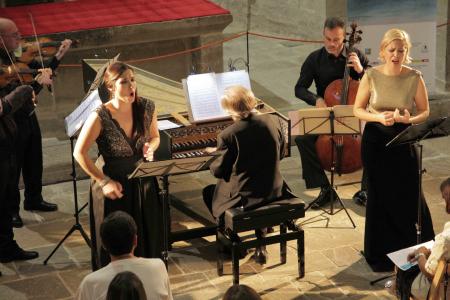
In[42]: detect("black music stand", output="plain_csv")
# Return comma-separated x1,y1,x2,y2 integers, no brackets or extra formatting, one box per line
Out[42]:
369,116,449,285
290,105,359,228
44,136,92,265
129,155,219,268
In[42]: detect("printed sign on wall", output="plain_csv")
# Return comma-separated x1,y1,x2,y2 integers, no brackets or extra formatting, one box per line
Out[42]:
348,0,436,93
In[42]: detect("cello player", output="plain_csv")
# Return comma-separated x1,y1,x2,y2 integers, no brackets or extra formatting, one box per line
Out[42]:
294,17,370,208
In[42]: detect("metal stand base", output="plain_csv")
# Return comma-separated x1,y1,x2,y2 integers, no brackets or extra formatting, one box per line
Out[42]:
43,137,91,265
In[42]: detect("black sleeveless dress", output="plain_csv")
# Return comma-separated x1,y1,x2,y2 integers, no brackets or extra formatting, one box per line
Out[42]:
89,97,163,270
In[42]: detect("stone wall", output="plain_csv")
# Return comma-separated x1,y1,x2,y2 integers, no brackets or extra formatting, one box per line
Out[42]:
212,0,450,94
212,0,326,39
436,0,450,91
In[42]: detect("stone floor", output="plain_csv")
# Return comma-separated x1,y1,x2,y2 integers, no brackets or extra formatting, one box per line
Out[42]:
1,134,449,299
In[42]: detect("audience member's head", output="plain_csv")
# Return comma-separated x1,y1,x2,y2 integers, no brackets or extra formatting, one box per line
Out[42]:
222,284,261,300
106,271,146,300
440,177,450,214
221,85,257,120
100,211,137,257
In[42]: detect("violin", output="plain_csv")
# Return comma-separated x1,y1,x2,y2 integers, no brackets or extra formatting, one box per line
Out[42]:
315,23,363,175
18,37,79,64
0,62,41,87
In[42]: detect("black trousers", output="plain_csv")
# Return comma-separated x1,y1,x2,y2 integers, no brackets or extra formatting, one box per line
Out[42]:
202,184,265,239
0,153,19,255
9,113,44,214
294,134,368,190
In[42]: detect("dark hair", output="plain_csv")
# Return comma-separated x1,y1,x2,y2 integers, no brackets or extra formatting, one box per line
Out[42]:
100,211,137,256
222,284,261,300
323,17,345,30
106,271,146,300
440,177,450,192
103,61,145,137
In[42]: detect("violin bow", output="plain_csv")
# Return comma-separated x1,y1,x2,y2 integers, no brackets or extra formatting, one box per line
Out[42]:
28,13,45,70
28,12,55,98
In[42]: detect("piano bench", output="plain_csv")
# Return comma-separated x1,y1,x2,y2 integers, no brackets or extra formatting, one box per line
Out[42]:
216,198,305,285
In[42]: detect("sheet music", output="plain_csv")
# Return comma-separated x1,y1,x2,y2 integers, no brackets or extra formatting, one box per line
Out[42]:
289,105,360,135
64,89,102,137
186,73,227,122
158,120,181,130
387,240,434,271
184,71,252,123
216,70,251,97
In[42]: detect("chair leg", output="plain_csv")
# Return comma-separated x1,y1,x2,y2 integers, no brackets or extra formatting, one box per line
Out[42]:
297,231,305,278
280,223,287,264
216,232,224,276
232,241,240,285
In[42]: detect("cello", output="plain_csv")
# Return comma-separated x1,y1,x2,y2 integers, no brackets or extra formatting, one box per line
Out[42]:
315,22,363,175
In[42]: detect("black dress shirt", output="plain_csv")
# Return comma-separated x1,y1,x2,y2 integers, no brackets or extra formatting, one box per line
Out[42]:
294,46,370,106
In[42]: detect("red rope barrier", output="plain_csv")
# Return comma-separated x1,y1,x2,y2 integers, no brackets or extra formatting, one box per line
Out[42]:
58,22,449,68
125,31,246,64
59,31,322,68
437,21,450,28
247,32,322,43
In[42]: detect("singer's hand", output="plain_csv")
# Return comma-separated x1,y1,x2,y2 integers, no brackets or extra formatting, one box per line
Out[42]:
393,108,411,124
378,111,395,126
143,142,154,161
102,179,123,200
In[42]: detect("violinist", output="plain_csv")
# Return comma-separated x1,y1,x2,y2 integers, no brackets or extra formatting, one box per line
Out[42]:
0,17,72,228
0,18,46,263
294,17,370,208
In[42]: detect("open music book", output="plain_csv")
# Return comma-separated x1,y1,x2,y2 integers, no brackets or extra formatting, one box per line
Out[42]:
387,240,434,271
64,89,102,138
182,70,251,123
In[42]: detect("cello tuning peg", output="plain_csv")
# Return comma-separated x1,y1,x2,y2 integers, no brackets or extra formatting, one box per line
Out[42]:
357,30,363,34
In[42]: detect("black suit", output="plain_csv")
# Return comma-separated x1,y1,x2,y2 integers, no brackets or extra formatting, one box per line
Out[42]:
0,49,60,214
0,86,34,256
204,113,292,220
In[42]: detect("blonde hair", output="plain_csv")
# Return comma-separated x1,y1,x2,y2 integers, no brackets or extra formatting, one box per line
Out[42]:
379,28,412,64
221,85,257,119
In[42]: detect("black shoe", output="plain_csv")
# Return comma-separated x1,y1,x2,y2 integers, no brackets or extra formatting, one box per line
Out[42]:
11,213,23,228
254,246,268,265
0,247,39,263
24,200,58,212
310,186,334,209
353,190,367,206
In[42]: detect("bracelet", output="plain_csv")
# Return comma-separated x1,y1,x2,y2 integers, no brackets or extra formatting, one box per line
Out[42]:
98,176,111,188
415,253,426,260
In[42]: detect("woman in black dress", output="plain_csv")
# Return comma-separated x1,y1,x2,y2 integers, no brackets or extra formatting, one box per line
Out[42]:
353,29,434,272
74,62,162,269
